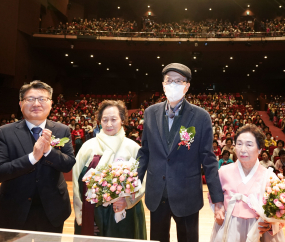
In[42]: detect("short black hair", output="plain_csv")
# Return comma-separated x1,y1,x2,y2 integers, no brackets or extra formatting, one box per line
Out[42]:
226,137,233,144
222,150,230,156
213,140,218,145
261,150,269,157
277,140,285,147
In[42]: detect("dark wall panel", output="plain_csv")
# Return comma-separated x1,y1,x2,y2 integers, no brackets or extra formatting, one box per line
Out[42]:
0,0,19,76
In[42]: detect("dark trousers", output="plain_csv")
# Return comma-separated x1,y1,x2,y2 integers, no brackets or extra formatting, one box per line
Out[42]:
150,198,199,242
22,199,63,233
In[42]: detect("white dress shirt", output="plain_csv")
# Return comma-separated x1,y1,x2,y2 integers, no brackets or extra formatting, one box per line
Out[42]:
26,120,52,165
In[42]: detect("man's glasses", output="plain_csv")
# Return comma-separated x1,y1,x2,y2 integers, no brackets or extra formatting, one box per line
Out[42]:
163,78,186,85
22,97,51,103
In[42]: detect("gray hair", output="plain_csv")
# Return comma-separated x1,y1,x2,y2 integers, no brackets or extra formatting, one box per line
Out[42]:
19,80,53,101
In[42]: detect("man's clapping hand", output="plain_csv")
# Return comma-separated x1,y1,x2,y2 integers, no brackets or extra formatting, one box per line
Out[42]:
32,129,52,161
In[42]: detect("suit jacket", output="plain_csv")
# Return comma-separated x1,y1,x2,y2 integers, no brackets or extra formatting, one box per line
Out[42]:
0,120,76,229
137,100,224,217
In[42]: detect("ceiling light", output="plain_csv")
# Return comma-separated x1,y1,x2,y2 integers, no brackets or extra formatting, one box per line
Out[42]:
252,70,255,72
264,56,267,59
247,74,250,76
162,64,164,66
98,63,101,65
136,69,139,71
194,70,197,72
247,5,250,7
209,8,212,11
148,5,150,8
225,65,228,68
223,70,225,72
283,70,285,72
90,55,93,58
157,56,160,59
126,57,128,59
118,6,120,9
185,8,187,11
107,68,109,70
146,73,148,75
71,61,73,64
193,56,196,59
129,64,132,66
256,65,258,67
65,54,68,57
230,57,233,59
279,5,282,8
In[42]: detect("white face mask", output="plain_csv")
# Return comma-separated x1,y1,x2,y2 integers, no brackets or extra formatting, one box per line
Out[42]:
164,83,186,103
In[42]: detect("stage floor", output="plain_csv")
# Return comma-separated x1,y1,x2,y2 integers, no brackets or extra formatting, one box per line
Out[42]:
63,182,285,241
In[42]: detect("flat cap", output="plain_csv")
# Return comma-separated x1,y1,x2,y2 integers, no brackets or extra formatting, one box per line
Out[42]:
162,63,192,81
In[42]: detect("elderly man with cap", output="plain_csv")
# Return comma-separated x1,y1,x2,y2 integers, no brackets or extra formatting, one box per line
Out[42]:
137,63,224,242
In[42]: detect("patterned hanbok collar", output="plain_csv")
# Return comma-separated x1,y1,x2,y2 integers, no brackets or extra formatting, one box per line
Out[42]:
237,159,259,184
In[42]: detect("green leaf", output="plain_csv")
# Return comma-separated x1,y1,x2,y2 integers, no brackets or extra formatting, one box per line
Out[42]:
55,137,70,147
187,126,196,137
180,126,187,133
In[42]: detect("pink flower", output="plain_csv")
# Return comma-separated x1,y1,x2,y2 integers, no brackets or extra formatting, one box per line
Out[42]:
92,198,98,203
115,171,121,177
106,196,111,202
112,178,118,183
103,193,108,200
82,177,87,182
280,193,285,203
125,188,131,194
274,199,283,208
95,188,100,193
102,181,108,187
276,211,282,218
123,169,129,174
126,184,130,189
127,177,133,182
116,191,120,194
273,186,280,192
117,185,122,191
263,197,267,205
129,172,134,177
280,204,285,210
266,187,272,194
110,186,116,192
281,210,285,215
119,175,126,182
94,176,100,181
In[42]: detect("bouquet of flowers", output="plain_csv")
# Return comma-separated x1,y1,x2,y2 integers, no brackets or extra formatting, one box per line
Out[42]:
246,169,285,242
82,157,142,223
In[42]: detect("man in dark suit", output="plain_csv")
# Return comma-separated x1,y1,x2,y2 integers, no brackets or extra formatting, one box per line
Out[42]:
0,81,76,233
137,63,225,242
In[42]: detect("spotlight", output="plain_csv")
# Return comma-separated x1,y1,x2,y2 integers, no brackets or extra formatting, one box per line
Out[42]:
193,56,196,59
126,57,129,59
129,64,132,66
98,63,101,65
283,70,285,72
247,74,250,76
90,55,93,58
185,8,187,11
256,65,258,67
209,8,212,11
118,6,120,9
223,70,225,72
230,57,233,59
247,5,250,7
162,64,164,66
194,70,197,72
279,5,282,8
225,65,228,68
136,69,139,71
148,5,150,8
146,73,148,75
264,56,267,58
107,68,109,70
71,61,73,64
157,56,160,59
71,45,74,49
252,70,255,72
65,54,68,57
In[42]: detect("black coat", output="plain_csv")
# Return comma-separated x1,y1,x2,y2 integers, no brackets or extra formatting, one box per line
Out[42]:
0,120,76,229
137,100,224,217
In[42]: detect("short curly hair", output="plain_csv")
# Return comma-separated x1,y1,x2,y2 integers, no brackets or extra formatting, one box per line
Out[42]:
234,124,265,149
97,100,128,125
